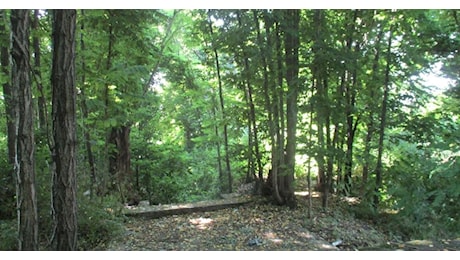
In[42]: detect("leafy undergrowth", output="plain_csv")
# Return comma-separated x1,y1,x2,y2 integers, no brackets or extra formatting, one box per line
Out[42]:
102,193,389,251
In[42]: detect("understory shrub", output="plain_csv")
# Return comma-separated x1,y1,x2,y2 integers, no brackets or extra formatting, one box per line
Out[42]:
0,219,17,250
77,195,125,250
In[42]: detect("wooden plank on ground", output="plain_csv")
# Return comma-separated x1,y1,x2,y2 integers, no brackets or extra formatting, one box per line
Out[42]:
123,195,254,219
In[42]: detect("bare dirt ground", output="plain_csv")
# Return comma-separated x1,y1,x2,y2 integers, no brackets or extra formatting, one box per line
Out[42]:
104,193,395,251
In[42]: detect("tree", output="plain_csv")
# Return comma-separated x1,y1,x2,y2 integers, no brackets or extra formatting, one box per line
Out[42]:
50,9,78,251
279,9,300,208
10,9,39,251
207,10,233,193
0,9,16,220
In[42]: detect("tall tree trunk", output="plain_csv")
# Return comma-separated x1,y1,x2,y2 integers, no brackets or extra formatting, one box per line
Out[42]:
0,10,16,219
207,10,232,193
343,10,360,195
257,11,282,200
11,9,39,251
0,10,14,164
51,9,78,251
78,10,97,197
374,24,394,208
280,9,300,208
211,87,224,193
236,11,262,185
253,10,274,194
270,14,286,204
32,9,47,132
362,25,384,195
103,11,114,196
311,9,328,200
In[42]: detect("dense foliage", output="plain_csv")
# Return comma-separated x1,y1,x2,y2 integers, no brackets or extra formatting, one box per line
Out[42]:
0,9,459,250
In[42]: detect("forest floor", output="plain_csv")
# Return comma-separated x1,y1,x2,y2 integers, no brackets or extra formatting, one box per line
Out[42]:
102,191,416,251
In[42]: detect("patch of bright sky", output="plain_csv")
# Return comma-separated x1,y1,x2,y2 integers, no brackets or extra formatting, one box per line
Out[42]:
420,61,455,96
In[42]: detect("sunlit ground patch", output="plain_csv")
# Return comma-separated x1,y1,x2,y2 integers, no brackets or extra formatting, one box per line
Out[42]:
189,217,214,230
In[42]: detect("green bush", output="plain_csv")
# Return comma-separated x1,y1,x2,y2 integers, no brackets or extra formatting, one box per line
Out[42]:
77,196,125,250
384,137,460,240
0,148,15,220
0,220,17,250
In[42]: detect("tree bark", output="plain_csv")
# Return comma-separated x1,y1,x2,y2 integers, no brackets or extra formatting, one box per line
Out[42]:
51,9,78,251
32,9,47,131
11,9,39,251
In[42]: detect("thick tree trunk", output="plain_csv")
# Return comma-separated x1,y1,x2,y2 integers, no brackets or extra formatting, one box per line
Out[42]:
280,9,300,208
108,125,132,202
11,9,39,251
51,9,78,251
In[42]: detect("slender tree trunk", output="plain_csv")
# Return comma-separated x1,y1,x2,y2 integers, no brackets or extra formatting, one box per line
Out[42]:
78,10,97,197
323,79,333,209
211,88,224,193
32,9,47,132
374,24,394,208
362,26,384,195
343,10,360,195
272,15,286,204
1,10,14,163
11,9,39,251
236,11,262,185
258,11,281,200
103,12,114,196
207,11,232,193
253,10,274,194
311,10,328,202
307,96,314,218
0,10,16,219
51,9,78,251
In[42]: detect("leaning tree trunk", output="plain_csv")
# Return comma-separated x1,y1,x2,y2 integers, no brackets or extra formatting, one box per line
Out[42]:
11,9,39,251
51,9,78,251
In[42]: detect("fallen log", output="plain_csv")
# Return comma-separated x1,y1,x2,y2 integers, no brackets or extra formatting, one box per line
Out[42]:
123,195,254,219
